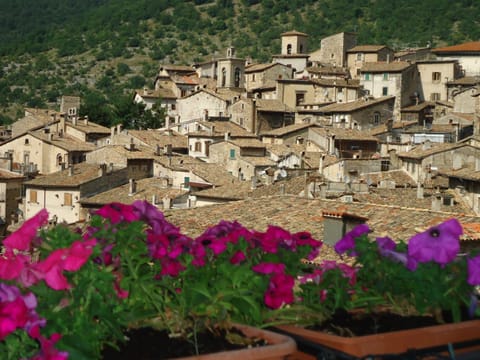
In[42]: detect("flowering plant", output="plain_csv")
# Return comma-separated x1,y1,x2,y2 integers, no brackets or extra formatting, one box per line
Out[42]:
0,201,321,359
296,218,480,325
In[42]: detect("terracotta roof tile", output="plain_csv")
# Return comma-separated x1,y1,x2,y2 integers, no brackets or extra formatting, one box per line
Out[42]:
347,45,388,53
433,42,480,53
361,61,413,73
318,96,395,113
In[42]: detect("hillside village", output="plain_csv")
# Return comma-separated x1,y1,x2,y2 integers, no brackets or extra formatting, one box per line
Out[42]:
3,30,480,250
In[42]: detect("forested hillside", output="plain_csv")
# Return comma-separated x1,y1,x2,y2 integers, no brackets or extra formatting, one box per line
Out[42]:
0,0,479,126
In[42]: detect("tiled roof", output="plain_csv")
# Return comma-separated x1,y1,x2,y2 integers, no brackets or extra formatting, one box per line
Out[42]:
0,169,24,180
318,96,394,113
160,64,195,72
68,120,111,134
241,156,277,167
449,113,475,122
266,143,306,157
397,142,462,159
368,121,418,136
401,102,435,112
438,166,480,182
447,76,480,86
96,144,160,160
188,121,257,138
245,63,277,73
310,127,379,141
135,88,177,100
261,123,313,137
170,73,199,85
163,196,480,249
179,162,241,187
256,99,295,113
127,129,188,149
31,131,95,152
360,169,416,187
305,66,349,76
281,30,308,37
80,177,188,205
347,45,387,53
155,153,203,168
25,163,121,187
311,78,360,88
433,42,480,53
228,138,266,148
303,152,338,168
361,61,413,73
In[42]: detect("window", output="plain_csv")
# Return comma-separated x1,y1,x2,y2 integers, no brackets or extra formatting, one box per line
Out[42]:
382,87,388,96
252,74,255,81
180,89,186,97
338,87,343,93
64,193,72,206
234,68,241,87
295,92,305,106
56,154,62,166
356,53,363,61
171,104,176,110
183,177,190,188
299,44,303,53
24,138,29,145
364,73,370,80
381,159,390,171
374,112,380,125
287,44,292,54
221,68,226,87
29,190,37,203
383,73,389,80
432,72,441,83
229,149,236,159
194,141,201,152
430,93,441,101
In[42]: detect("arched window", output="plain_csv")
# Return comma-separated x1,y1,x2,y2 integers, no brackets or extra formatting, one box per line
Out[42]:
234,68,241,88
56,154,62,166
287,44,292,54
221,68,226,87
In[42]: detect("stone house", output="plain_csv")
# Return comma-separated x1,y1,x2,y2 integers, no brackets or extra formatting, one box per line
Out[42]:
310,78,360,104
176,88,241,126
299,65,350,81
80,177,189,213
208,139,276,181
60,116,111,144
12,108,62,137
85,144,155,180
432,113,474,141
451,85,479,114
114,129,188,155
440,164,480,215
360,61,419,119
23,163,128,223
230,98,295,134
265,143,305,170
346,45,395,79
154,65,198,98
317,96,395,130
309,127,379,159
244,63,293,92
432,41,480,77
133,87,177,118
416,60,462,102
400,102,435,125
272,30,309,74
276,79,316,110
0,129,95,175
261,123,313,145
309,31,357,67
0,169,24,235
395,142,480,184
447,76,480,102
186,120,257,159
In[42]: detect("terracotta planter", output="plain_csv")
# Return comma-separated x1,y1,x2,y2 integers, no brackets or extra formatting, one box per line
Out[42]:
274,319,480,359
174,324,297,360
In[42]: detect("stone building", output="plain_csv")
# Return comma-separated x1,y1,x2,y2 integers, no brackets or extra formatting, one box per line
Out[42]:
310,32,357,67
347,45,395,79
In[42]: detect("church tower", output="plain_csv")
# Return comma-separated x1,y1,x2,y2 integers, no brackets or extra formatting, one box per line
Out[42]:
216,47,245,89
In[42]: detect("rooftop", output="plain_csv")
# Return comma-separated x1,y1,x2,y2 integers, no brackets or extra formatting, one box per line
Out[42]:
361,61,413,73
433,41,480,53
318,96,395,113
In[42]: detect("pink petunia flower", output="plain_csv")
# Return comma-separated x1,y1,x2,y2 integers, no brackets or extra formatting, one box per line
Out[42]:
3,209,48,251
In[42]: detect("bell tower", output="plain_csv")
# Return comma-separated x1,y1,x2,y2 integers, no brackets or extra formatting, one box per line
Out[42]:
216,47,245,89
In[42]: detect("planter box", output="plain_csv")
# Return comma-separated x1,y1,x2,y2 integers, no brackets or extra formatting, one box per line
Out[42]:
175,324,297,360
274,320,480,359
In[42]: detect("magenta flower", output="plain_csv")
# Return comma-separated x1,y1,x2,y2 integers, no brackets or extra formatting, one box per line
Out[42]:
30,332,69,360
264,273,295,309
256,225,292,253
334,224,370,255
407,218,462,266
467,255,480,286
0,250,30,281
230,251,246,265
252,262,285,275
96,202,140,224
3,209,48,251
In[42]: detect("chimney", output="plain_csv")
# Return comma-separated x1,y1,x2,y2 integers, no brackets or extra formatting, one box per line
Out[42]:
318,154,325,176
152,194,157,205
416,183,424,199
127,138,135,151
422,140,431,151
431,192,442,211
162,196,171,209
251,176,257,190
165,116,170,129
209,125,215,136
98,163,107,176
72,116,77,126
68,164,74,176
128,179,137,196
155,144,161,156
143,87,148,96
279,183,286,195
84,116,89,125
164,144,172,155
329,135,336,155
116,124,122,134
319,182,327,199
224,132,230,141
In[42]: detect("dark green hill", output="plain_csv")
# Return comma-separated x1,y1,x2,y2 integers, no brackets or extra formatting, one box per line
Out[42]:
0,0,479,125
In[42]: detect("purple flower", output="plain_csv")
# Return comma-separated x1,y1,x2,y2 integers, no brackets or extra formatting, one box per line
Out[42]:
467,255,480,286
334,224,370,255
407,218,462,266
